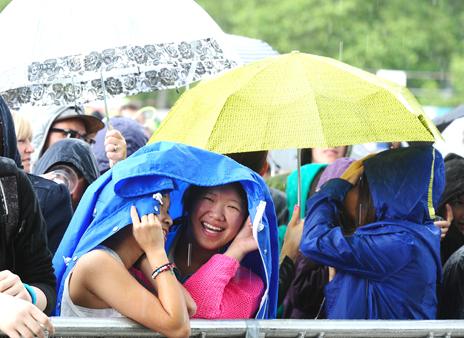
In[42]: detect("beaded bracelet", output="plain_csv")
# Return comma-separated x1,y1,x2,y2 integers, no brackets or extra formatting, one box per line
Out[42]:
151,262,176,280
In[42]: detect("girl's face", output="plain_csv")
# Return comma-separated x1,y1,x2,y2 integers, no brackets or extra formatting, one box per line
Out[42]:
190,185,247,251
450,194,464,235
343,175,375,231
312,146,347,164
159,194,173,239
17,137,34,173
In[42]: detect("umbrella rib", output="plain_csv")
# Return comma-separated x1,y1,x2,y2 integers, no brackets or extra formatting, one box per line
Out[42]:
206,59,278,153
297,55,328,147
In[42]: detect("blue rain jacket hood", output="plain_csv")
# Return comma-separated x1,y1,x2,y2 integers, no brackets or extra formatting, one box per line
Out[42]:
300,146,444,319
53,142,278,318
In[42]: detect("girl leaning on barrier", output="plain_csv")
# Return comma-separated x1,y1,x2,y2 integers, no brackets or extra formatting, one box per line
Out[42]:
60,193,192,338
53,142,279,330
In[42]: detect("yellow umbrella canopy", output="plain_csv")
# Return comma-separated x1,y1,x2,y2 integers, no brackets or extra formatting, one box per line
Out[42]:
150,51,441,153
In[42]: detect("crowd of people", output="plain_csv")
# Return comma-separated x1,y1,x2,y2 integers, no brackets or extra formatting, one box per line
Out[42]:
0,95,464,337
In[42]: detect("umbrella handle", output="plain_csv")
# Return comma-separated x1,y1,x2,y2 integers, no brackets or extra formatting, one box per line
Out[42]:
185,41,200,90
100,71,112,130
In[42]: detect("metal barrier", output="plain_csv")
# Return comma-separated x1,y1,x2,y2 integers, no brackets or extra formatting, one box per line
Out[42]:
3,318,463,338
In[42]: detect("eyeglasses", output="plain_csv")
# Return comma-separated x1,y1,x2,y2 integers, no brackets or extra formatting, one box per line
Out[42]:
49,127,95,145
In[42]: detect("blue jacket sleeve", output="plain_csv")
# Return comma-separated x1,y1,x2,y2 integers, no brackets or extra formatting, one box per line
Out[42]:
299,179,414,281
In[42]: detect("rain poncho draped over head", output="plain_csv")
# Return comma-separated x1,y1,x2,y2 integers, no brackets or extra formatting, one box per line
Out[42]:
53,142,278,318
300,146,444,319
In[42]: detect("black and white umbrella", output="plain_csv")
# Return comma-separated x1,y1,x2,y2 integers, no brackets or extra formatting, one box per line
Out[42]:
0,0,239,108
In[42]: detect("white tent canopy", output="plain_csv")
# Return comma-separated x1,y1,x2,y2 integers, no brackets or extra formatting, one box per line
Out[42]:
226,34,279,65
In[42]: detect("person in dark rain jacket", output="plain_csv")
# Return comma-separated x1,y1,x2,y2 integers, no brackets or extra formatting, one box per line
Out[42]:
33,138,99,210
0,98,73,255
300,146,444,319
0,98,56,336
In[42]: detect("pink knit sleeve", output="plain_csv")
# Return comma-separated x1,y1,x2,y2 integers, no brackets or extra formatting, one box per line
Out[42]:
183,254,264,319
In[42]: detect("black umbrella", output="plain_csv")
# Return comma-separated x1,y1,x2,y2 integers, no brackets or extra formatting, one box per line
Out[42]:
433,105,464,132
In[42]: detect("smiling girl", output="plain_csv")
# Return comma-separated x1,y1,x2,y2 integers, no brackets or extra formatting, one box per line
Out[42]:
172,183,264,319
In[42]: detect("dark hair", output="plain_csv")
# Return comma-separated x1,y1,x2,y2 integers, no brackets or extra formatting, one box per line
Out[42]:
300,148,313,165
339,173,375,235
437,153,464,217
225,151,268,173
356,174,375,228
119,102,141,112
301,146,350,165
182,183,248,217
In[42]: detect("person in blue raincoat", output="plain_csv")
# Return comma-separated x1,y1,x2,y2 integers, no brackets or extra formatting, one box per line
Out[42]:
300,146,444,319
53,142,278,320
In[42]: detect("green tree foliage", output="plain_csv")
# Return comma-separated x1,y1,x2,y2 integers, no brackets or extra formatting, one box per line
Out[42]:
0,0,10,12
197,0,464,105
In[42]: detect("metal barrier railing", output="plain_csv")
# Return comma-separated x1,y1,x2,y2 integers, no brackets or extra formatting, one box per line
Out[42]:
3,318,462,338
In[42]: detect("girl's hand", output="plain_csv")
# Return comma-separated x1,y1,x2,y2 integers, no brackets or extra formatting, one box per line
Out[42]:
105,129,127,168
0,270,30,303
0,294,54,338
328,266,336,282
435,203,453,240
130,206,165,256
280,205,304,264
224,217,258,262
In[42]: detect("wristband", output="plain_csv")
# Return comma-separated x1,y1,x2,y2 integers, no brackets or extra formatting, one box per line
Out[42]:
23,283,37,305
151,262,175,280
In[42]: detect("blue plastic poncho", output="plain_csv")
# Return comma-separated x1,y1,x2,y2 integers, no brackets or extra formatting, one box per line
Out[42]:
300,146,444,319
53,142,278,318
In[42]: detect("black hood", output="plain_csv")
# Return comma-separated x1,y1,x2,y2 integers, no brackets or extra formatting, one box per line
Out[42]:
32,138,99,185
0,97,22,167
438,153,464,210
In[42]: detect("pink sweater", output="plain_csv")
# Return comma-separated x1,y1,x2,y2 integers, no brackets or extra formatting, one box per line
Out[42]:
184,254,264,319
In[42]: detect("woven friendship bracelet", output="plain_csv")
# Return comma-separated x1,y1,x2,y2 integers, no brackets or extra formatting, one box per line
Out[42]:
151,262,176,280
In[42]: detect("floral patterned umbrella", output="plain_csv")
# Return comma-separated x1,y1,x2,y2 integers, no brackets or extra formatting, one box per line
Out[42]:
0,0,239,108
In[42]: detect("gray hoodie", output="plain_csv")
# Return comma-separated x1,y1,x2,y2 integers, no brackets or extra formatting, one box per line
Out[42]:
32,105,104,165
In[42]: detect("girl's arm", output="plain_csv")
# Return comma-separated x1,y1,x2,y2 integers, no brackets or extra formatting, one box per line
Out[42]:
14,170,56,314
137,255,197,317
69,207,189,338
300,179,414,280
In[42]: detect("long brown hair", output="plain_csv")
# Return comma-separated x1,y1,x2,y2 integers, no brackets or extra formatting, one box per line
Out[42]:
340,173,375,235
356,173,376,228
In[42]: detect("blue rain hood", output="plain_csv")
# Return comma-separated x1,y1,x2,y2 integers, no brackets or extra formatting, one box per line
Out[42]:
53,142,278,318
364,145,444,223
300,146,444,319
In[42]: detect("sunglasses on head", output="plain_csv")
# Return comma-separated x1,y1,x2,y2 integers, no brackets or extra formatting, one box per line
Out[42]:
49,127,95,145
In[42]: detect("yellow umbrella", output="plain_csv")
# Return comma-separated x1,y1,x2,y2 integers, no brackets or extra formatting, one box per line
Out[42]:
150,51,441,153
